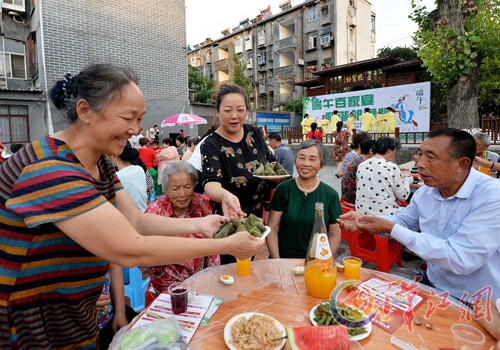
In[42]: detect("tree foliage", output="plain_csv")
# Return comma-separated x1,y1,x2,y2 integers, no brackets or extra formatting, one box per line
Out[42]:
284,97,303,114
410,0,500,128
188,65,215,104
232,55,253,108
377,46,419,61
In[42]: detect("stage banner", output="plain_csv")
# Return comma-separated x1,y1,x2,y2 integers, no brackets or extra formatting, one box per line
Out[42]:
302,82,431,133
256,113,291,133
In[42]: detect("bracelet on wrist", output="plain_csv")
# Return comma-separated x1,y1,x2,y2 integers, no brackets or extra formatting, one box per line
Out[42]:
490,162,495,169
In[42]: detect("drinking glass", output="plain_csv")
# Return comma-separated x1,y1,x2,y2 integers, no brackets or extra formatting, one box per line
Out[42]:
343,256,362,280
236,258,251,276
168,282,189,315
451,323,486,350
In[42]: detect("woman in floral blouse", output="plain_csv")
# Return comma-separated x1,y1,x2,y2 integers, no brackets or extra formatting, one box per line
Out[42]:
139,161,220,293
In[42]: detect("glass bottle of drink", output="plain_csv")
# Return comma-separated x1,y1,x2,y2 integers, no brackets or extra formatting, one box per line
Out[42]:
304,202,336,299
479,150,492,176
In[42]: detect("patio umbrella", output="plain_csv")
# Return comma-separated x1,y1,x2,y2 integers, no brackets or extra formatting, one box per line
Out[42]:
160,113,207,127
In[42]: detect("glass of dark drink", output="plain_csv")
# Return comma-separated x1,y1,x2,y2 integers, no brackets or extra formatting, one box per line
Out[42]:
411,167,419,184
168,282,189,315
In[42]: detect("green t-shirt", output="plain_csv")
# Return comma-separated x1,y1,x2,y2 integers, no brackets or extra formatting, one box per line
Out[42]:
270,179,342,258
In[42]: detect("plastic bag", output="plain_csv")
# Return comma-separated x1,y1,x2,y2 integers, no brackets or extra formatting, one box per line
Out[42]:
109,317,189,350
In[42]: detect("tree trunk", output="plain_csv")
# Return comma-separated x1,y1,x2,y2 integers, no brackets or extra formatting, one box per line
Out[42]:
431,0,480,130
447,66,480,129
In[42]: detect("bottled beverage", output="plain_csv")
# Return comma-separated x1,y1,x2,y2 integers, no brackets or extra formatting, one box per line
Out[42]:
479,150,492,176
411,167,419,184
304,202,336,299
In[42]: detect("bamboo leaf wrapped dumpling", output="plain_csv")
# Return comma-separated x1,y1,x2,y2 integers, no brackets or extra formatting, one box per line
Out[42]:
253,164,265,175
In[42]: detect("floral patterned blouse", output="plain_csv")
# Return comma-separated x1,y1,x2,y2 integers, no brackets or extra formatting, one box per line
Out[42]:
139,193,220,294
201,124,275,216
340,155,366,205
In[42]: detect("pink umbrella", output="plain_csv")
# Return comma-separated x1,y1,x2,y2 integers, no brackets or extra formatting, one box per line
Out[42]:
161,113,207,127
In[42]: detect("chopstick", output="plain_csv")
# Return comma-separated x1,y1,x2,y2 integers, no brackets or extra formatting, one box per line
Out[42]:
143,310,191,331
278,265,285,292
290,267,300,294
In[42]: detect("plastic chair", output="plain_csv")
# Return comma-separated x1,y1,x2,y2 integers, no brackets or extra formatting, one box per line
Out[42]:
122,267,150,312
339,199,357,247
350,230,404,273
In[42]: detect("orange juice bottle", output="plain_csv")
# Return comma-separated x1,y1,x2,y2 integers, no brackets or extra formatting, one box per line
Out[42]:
304,202,336,299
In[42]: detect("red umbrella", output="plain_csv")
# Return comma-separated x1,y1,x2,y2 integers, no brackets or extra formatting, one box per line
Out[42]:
161,113,207,127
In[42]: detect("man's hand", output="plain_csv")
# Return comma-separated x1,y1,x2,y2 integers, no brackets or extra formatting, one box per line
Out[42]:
222,193,246,219
355,216,395,235
197,215,230,238
225,231,265,260
337,211,363,232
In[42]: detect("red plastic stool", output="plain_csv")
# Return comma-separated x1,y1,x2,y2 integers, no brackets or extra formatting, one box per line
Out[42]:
350,230,404,273
339,200,357,247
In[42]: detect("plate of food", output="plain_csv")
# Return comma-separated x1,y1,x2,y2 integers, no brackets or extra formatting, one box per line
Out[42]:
309,303,372,341
224,312,286,350
253,161,290,179
214,214,268,239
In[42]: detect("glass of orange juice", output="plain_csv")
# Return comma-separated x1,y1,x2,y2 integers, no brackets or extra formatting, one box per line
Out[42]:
343,256,362,280
236,258,251,276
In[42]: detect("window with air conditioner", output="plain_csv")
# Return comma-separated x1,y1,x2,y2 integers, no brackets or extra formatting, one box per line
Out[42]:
246,58,253,69
308,35,317,50
309,6,317,22
0,37,27,79
321,34,331,47
258,53,266,65
2,0,26,12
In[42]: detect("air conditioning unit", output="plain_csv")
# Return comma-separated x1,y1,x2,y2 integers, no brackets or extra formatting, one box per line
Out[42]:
298,58,305,65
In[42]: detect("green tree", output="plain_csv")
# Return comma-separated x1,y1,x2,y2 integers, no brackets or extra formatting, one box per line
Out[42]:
284,97,303,114
410,0,500,129
377,46,419,61
232,55,253,108
188,65,215,104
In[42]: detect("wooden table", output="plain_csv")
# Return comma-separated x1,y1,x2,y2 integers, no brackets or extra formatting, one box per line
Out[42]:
185,259,497,349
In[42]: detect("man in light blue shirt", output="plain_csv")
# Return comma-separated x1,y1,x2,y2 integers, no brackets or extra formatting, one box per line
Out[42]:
338,128,500,301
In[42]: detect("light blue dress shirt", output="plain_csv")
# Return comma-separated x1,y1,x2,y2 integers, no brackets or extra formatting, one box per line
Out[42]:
386,168,500,301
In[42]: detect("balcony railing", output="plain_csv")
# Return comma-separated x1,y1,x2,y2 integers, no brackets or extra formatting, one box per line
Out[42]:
275,65,295,78
275,92,297,104
274,36,297,51
215,58,230,71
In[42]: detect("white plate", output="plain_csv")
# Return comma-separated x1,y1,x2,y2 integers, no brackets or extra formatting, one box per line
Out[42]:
224,312,286,350
260,226,271,240
253,174,291,180
309,303,372,341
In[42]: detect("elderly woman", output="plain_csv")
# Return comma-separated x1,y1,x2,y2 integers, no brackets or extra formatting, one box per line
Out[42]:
0,64,263,349
356,137,411,216
140,161,220,293
157,137,180,184
266,140,342,258
182,136,200,161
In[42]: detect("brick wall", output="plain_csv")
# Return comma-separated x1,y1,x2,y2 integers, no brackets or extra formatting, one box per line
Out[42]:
42,0,187,131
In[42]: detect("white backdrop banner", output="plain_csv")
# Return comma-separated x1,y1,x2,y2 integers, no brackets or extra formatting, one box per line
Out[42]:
302,82,431,132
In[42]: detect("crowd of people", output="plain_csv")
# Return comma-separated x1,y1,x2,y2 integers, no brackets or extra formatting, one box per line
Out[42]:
0,63,499,348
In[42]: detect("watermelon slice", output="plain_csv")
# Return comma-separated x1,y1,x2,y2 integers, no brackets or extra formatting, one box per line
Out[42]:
286,325,351,350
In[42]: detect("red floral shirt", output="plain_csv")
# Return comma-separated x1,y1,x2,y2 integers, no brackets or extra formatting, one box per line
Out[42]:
139,193,220,293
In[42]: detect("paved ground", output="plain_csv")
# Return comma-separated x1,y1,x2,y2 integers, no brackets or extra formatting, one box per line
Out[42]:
256,164,425,281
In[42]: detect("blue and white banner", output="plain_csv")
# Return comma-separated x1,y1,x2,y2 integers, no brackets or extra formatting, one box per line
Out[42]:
256,113,291,133
302,82,431,132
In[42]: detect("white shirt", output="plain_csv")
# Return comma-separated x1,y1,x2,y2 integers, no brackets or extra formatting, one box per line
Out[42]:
356,156,411,215
188,134,211,172
116,165,147,212
388,168,500,300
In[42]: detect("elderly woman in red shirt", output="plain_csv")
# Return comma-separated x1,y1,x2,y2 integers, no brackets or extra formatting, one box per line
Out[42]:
139,161,220,293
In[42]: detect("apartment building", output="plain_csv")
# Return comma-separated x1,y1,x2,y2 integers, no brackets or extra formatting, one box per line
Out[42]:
188,0,376,111
0,0,188,145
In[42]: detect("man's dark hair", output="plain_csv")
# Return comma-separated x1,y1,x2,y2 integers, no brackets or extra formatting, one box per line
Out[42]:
364,107,370,113
333,110,338,114
139,137,149,146
268,132,281,142
427,128,476,168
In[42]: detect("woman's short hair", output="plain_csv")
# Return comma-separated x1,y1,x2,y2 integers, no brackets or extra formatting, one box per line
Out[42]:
161,160,198,193
49,63,139,124
162,137,175,147
215,84,250,111
296,139,328,168
360,139,376,155
372,137,402,155
139,137,149,146
186,136,200,147
472,132,491,146
350,131,371,150
119,141,140,162
176,135,185,144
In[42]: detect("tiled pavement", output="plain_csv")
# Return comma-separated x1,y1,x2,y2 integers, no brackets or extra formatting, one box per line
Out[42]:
256,165,425,281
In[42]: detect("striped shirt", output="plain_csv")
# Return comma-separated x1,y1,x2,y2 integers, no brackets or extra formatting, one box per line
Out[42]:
0,136,123,349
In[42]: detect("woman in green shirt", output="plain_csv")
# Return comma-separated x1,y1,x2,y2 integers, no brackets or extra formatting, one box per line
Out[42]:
266,140,342,258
